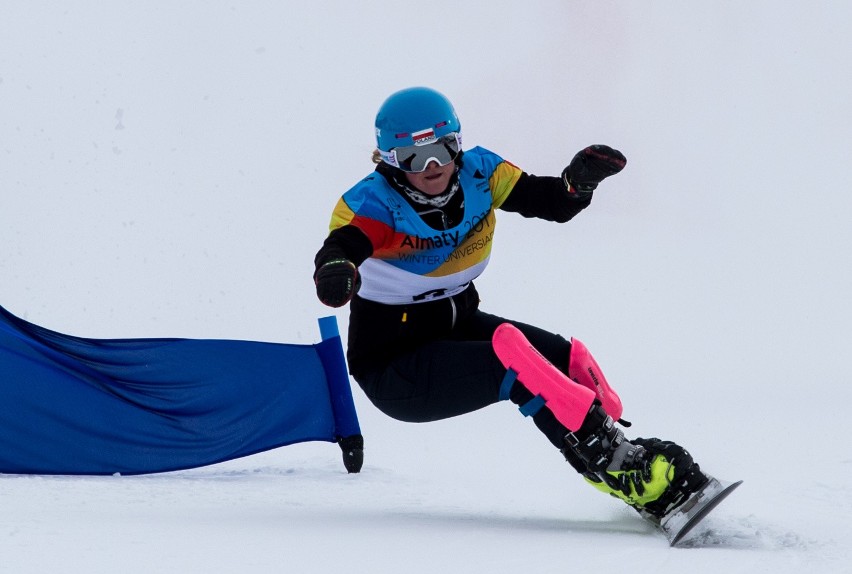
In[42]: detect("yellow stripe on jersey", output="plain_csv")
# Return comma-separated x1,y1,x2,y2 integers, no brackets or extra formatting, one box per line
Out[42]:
490,161,523,209
329,197,357,231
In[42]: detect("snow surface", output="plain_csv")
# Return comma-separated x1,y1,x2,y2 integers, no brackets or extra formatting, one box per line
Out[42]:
2,1,851,572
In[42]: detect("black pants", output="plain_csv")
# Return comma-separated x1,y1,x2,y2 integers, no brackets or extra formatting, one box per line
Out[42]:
353,310,573,449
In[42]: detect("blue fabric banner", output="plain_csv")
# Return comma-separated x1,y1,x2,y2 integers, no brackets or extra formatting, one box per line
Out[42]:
0,304,360,475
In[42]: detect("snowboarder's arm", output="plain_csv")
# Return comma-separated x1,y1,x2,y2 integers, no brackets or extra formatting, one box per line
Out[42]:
500,172,593,222
314,224,374,270
500,145,626,223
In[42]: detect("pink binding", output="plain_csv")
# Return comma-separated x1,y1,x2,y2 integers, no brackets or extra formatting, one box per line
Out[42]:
568,338,623,421
492,323,595,432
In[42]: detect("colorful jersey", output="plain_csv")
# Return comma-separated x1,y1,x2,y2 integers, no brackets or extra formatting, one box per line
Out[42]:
328,147,522,305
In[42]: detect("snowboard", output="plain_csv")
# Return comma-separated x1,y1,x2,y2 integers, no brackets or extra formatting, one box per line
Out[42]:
639,475,743,546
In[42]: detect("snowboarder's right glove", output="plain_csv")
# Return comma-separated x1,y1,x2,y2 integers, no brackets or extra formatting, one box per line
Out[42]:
314,258,360,307
562,145,627,193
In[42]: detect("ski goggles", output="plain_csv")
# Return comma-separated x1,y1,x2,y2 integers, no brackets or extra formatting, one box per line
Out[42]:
379,132,462,173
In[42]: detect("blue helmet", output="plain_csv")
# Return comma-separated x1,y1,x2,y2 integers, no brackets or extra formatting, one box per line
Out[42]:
375,87,461,152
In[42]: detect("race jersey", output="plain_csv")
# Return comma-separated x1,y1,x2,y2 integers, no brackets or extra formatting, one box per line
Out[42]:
328,147,522,305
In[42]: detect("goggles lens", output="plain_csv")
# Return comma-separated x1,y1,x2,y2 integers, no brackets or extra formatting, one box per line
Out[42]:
380,133,461,173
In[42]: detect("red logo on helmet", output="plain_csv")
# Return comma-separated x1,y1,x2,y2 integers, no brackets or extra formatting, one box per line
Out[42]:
411,128,437,144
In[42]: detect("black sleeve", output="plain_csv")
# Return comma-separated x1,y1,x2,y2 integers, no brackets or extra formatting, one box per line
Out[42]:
499,172,593,223
314,225,374,272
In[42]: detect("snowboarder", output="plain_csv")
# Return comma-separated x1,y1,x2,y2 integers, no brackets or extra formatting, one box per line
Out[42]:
313,86,711,527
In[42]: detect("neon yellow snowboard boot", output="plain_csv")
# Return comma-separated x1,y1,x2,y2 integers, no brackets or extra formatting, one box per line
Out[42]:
562,404,709,518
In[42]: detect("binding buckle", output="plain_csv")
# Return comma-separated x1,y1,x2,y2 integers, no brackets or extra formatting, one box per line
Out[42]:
563,431,580,448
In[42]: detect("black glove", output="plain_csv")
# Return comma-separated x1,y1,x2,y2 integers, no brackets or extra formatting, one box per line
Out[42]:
314,258,360,307
562,145,627,192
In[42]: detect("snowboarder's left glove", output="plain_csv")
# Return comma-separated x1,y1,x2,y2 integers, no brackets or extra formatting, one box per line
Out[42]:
314,258,360,307
562,145,627,193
